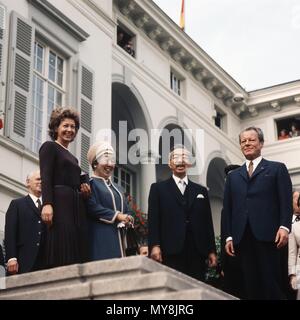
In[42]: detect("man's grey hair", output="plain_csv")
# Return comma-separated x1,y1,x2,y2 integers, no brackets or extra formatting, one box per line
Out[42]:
239,126,264,143
26,170,40,184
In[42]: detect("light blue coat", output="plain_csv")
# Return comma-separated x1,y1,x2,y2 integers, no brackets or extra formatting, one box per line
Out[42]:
86,177,131,261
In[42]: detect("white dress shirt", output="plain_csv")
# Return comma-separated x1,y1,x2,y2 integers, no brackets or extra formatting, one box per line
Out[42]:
28,194,42,208
245,155,262,175
172,174,188,194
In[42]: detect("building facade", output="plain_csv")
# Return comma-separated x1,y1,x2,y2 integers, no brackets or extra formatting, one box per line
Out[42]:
0,0,299,240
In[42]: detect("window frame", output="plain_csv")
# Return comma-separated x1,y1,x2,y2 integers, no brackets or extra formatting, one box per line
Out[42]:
275,115,300,141
213,105,227,133
113,165,134,197
30,38,67,153
116,22,136,59
170,69,184,97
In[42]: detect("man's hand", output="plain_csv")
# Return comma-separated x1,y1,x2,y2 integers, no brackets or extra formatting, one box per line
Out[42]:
225,240,235,257
208,252,218,268
290,275,298,290
275,228,289,248
41,204,53,227
7,259,19,275
150,245,162,263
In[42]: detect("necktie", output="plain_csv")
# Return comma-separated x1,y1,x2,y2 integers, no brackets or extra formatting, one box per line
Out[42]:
294,215,300,223
178,180,186,195
248,161,254,178
36,198,42,211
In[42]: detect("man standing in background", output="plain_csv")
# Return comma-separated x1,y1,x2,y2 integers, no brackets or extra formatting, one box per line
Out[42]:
5,170,45,275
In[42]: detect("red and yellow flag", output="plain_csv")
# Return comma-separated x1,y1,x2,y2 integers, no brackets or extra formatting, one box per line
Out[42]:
179,0,185,30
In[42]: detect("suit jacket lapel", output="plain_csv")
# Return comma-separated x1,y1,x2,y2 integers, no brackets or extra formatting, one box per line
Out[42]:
25,195,40,217
187,181,198,210
239,158,267,181
167,177,184,206
239,164,249,182
250,158,266,179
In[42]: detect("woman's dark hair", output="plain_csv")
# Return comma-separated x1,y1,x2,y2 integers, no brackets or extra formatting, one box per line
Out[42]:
48,107,80,141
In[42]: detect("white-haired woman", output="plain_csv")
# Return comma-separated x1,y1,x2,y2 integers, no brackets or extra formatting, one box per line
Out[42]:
86,141,133,261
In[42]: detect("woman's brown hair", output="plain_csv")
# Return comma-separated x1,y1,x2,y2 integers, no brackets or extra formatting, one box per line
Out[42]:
48,107,80,141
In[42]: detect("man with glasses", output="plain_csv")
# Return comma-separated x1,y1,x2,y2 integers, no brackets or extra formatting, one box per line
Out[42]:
148,145,217,281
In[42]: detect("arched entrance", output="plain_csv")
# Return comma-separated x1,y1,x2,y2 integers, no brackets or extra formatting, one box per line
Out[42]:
155,123,198,182
111,82,154,211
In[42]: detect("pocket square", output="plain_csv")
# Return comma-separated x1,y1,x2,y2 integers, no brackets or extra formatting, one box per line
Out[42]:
197,194,205,199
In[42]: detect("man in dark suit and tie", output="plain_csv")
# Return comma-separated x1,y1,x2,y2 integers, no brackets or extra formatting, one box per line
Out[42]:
222,127,293,299
148,145,217,281
5,170,45,275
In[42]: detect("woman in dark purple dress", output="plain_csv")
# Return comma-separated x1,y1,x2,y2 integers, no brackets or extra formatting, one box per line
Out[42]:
39,107,90,268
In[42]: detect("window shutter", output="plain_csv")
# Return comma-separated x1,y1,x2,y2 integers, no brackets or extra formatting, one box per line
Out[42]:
6,12,34,145
0,4,6,81
0,3,6,126
77,61,94,173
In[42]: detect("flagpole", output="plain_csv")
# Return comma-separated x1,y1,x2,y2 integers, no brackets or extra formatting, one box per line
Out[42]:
179,0,185,31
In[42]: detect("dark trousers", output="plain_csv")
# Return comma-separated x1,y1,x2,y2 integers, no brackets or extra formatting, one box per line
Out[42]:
162,228,206,282
222,255,244,299
237,224,284,300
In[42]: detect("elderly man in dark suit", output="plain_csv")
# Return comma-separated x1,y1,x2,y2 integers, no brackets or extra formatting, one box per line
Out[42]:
148,145,217,281
4,170,45,275
222,127,293,299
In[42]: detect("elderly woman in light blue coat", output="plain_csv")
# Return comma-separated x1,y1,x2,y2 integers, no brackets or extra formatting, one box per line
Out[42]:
86,141,133,261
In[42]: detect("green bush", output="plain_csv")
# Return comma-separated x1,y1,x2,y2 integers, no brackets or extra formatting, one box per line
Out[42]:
205,235,223,289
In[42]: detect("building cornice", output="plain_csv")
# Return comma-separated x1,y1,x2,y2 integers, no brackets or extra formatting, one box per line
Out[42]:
67,0,116,39
81,0,116,29
28,0,90,41
114,0,300,120
237,80,300,119
114,0,247,113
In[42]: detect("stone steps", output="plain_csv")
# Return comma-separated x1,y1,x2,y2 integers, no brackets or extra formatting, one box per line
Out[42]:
0,256,236,300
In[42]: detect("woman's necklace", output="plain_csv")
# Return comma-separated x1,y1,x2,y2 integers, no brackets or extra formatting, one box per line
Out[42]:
55,140,69,151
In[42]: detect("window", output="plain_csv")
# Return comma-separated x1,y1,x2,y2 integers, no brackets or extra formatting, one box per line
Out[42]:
214,106,227,132
31,41,66,153
7,9,91,160
117,25,136,58
276,116,300,141
214,112,223,129
113,166,133,196
170,70,183,96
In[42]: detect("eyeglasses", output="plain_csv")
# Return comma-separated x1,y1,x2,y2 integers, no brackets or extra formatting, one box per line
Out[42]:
98,154,116,165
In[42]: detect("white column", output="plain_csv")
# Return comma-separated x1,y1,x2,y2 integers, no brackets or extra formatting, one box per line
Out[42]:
139,151,159,213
